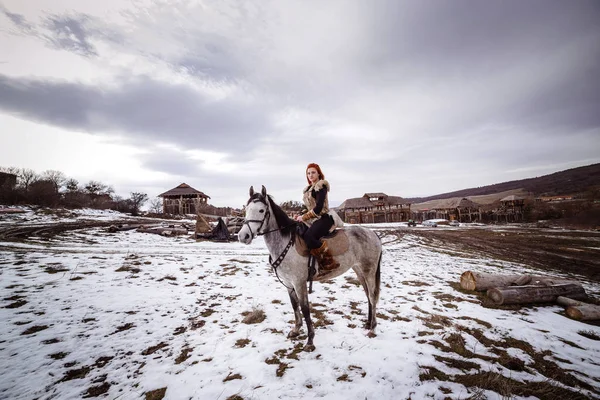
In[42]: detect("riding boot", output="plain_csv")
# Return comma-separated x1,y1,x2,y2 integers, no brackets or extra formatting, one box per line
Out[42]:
310,241,340,273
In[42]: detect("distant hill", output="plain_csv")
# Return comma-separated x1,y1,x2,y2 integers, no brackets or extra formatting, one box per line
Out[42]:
404,163,600,203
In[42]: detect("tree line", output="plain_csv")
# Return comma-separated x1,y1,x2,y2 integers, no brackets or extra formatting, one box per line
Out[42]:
0,166,158,215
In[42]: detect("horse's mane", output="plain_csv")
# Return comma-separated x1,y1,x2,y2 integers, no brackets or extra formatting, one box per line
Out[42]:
247,193,296,236
267,195,296,235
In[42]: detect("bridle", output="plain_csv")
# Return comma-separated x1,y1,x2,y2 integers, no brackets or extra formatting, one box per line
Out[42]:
243,197,297,237
242,198,272,237
242,196,298,274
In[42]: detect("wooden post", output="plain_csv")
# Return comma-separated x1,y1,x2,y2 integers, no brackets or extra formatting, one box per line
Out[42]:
486,284,587,305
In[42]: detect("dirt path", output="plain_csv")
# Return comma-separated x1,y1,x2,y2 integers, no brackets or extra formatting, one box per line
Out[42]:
0,218,171,241
378,227,600,282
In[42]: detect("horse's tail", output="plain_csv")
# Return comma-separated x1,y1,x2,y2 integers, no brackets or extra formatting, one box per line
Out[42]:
374,249,382,304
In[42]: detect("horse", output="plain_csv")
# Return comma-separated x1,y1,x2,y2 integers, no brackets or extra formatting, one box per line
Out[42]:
238,186,382,351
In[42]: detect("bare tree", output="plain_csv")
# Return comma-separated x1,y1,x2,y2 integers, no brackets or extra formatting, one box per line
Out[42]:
0,166,20,175
65,178,79,192
148,197,163,213
18,168,38,192
84,180,107,197
41,170,66,193
129,192,149,216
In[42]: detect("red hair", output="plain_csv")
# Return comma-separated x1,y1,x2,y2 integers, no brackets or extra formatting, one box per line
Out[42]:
305,163,325,185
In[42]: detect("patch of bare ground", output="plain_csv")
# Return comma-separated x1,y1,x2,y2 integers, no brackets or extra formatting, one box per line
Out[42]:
410,228,600,281
426,323,599,396
21,325,49,335
82,382,110,398
49,352,69,360
175,347,192,364
111,323,135,334
144,387,167,400
5,299,27,308
42,265,69,274
235,339,251,348
309,303,334,328
578,330,600,340
58,366,91,383
241,307,266,324
157,275,177,281
402,280,432,287
420,366,591,399
265,343,305,377
223,372,242,382
115,265,140,273
226,395,244,400
142,342,168,356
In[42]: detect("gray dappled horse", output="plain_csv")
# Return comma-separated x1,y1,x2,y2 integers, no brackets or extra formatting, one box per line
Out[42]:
238,186,382,351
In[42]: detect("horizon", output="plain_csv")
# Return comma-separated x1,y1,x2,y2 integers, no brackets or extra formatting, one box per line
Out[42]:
2,161,597,209
1,1,599,207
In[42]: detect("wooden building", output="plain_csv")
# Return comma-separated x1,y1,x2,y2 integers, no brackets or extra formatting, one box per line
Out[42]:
411,197,481,222
158,183,210,215
494,195,526,222
338,193,411,224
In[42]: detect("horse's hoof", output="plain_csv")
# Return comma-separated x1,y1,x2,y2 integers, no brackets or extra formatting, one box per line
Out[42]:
287,330,300,339
366,330,377,338
303,343,316,352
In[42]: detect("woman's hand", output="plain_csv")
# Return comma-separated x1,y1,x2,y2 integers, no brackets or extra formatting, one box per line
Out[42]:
295,215,303,222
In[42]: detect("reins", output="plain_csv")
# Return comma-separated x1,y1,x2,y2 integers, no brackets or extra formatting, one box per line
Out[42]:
243,197,299,288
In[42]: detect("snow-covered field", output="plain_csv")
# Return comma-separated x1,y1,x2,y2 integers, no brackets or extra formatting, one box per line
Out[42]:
1,212,600,399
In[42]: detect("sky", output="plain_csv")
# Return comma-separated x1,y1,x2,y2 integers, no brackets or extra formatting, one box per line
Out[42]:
1,0,599,207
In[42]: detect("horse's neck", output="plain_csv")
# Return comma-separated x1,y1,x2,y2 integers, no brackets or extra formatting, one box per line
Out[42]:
262,216,291,258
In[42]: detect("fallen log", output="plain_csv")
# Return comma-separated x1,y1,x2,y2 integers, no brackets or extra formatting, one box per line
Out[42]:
556,296,585,307
137,227,189,236
107,224,143,233
565,305,600,321
460,271,575,291
486,284,587,305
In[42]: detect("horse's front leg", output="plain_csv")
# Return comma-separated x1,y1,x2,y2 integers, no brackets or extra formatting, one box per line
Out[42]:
287,288,303,339
295,284,315,352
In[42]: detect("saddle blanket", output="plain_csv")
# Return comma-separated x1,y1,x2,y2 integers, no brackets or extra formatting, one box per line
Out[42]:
295,229,349,257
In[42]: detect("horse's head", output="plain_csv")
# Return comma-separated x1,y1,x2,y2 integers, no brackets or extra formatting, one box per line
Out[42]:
238,185,271,244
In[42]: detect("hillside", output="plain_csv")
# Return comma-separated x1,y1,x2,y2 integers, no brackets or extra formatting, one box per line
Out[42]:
405,163,600,203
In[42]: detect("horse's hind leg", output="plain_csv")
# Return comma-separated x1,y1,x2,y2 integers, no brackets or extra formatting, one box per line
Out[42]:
287,288,303,339
355,252,382,337
366,252,382,337
355,273,374,330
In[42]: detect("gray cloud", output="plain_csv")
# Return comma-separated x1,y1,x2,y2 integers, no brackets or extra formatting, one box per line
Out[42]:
1,0,599,203
0,74,272,152
1,6,31,30
43,14,98,57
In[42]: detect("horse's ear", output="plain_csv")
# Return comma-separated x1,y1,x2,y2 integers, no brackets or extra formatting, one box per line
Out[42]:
249,186,254,198
261,185,267,197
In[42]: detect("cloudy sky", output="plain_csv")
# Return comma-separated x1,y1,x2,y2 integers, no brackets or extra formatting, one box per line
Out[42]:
1,0,599,207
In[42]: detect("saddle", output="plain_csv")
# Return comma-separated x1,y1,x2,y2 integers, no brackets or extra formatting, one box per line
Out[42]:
294,228,350,257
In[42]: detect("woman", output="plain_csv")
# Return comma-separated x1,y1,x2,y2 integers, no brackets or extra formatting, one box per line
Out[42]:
295,163,340,273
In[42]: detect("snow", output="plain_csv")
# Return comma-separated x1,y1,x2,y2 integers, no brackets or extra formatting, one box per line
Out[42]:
1,217,600,400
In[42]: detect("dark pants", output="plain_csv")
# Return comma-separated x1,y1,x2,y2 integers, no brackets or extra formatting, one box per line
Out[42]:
303,215,333,249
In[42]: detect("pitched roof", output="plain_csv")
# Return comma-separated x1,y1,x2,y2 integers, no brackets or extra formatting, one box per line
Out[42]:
364,192,387,198
338,197,375,210
411,197,480,211
500,195,524,202
385,196,409,206
158,183,210,198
